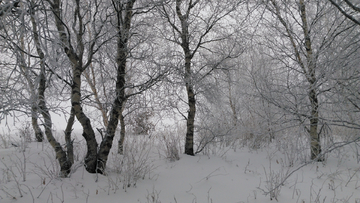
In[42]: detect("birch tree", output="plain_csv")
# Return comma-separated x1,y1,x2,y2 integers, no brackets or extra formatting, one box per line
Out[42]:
45,0,111,173
0,0,44,142
0,0,74,176
96,0,136,170
159,0,241,155
327,0,360,132
47,0,165,173
259,0,355,160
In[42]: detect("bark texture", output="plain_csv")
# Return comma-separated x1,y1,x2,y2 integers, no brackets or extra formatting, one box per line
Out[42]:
49,0,99,173
31,111,44,142
299,0,322,161
30,8,72,176
118,108,126,155
97,0,135,172
64,107,75,164
18,12,44,143
29,8,44,143
38,59,71,177
270,0,322,160
176,0,197,156
72,67,98,173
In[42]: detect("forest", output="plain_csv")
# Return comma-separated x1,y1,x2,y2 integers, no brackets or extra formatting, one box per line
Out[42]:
0,0,360,202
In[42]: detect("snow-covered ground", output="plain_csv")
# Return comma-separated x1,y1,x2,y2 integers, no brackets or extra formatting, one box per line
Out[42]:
0,130,359,203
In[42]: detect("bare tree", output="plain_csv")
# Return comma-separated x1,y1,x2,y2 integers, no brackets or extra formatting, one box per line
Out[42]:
45,0,112,173
96,0,136,171
0,0,45,142
257,0,356,161
158,0,241,155
80,0,167,155
47,0,165,173
0,0,74,176
326,0,360,133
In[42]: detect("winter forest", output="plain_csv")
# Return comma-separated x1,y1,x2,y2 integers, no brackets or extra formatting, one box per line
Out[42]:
0,0,360,202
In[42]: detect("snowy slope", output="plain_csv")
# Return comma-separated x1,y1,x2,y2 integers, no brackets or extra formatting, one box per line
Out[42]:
0,133,359,203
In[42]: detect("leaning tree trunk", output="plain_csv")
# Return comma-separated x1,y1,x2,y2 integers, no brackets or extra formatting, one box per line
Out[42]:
30,10,72,176
97,48,126,171
97,97,123,173
96,0,135,172
38,63,72,177
71,67,99,173
64,107,75,164
31,106,44,142
50,0,99,173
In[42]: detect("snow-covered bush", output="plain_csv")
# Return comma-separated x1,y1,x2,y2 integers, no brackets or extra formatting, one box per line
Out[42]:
161,133,180,162
108,135,155,190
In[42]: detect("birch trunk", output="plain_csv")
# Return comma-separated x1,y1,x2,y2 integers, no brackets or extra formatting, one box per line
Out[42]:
29,17,43,143
18,11,43,143
175,0,196,155
31,109,44,142
64,107,75,164
97,49,125,171
185,56,196,156
49,0,99,173
118,107,126,155
299,0,322,161
71,67,98,173
30,9,72,176
97,0,136,172
38,60,71,177
270,0,322,161
309,89,321,160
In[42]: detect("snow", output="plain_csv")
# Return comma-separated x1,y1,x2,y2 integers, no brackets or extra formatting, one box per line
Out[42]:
0,132,359,203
